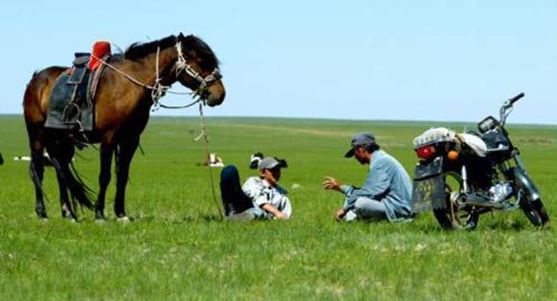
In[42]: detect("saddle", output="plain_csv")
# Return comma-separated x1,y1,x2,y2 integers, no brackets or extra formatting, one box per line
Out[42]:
45,41,111,133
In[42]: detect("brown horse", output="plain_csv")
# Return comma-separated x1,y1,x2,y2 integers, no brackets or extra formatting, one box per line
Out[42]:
23,33,225,221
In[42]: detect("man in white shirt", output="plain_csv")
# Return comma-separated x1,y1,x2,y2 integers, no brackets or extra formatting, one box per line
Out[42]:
220,157,292,220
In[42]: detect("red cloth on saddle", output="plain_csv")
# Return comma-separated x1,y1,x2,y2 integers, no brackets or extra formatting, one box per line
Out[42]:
88,41,111,70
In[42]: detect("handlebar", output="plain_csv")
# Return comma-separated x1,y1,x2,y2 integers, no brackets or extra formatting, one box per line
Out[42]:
500,92,525,126
508,92,525,105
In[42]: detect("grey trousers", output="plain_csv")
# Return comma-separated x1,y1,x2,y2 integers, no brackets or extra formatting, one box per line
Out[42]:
345,197,388,221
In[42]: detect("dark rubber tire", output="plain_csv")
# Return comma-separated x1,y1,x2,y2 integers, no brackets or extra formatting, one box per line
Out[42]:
432,172,478,230
520,197,549,228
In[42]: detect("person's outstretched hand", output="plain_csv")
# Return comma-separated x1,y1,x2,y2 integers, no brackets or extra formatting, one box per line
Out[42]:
323,177,342,192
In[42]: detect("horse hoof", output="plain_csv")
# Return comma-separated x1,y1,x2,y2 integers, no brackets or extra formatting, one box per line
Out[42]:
117,216,131,223
95,211,106,221
62,210,77,220
36,210,48,219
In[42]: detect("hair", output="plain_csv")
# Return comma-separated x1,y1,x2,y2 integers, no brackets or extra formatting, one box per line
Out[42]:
181,34,220,69
123,34,220,69
363,142,380,153
125,35,177,60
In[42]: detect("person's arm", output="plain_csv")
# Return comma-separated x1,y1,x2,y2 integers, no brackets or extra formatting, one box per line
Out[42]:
323,177,355,195
260,203,287,220
343,164,391,211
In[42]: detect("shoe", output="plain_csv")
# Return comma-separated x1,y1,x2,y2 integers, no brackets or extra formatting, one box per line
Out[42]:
344,210,358,222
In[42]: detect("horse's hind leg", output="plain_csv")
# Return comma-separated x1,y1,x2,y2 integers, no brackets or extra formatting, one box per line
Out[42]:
29,140,47,219
47,144,78,220
54,163,76,220
47,140,94,220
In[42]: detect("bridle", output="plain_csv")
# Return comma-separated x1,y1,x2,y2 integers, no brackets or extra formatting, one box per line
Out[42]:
174,41,222,93
151,40,222,108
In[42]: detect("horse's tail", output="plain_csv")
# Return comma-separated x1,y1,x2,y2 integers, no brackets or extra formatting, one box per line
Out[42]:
51,157,95,211
68,161,95,210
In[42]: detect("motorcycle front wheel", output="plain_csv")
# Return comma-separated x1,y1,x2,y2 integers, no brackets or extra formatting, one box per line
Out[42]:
520,195,549,228
433,172,478,230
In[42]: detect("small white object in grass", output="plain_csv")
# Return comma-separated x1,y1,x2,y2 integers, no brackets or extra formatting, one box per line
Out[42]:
291,183,301,190
14,156,31,161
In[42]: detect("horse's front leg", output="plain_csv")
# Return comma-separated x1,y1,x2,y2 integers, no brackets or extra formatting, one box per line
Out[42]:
114,138,139,221
95,142,114,221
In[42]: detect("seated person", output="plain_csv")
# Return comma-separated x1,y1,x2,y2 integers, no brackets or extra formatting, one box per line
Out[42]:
220,157,292,220
323,132,413,222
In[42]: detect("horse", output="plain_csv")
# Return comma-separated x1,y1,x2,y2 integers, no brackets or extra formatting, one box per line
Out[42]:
23,33,225,221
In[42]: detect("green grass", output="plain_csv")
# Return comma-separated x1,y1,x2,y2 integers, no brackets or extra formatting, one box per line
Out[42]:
1,115,556,300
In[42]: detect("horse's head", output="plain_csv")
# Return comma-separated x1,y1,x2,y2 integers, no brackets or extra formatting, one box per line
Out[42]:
174,33,225,107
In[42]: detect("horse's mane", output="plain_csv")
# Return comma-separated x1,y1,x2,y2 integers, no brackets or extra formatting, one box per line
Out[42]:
124,34,220,68
125,35,177,60
182,34,220,68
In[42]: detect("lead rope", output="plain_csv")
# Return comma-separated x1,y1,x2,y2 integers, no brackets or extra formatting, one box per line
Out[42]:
150,46,166,110
197,102,224,220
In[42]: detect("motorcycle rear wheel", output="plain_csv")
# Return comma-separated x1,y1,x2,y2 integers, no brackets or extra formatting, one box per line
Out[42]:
433,172,478,230
520,196,549,228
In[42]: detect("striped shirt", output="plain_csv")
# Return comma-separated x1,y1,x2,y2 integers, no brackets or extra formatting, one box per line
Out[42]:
242,177,292,219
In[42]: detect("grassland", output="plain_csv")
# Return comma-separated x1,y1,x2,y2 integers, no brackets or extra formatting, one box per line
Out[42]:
0,115,556,300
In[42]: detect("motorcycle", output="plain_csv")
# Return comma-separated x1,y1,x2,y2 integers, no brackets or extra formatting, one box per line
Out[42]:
411,93,549,230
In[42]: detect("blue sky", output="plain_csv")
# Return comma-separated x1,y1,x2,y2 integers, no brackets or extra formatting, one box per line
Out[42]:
1,0,555,124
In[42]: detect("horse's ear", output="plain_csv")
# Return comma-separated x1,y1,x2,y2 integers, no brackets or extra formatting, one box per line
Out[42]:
178,32,185,39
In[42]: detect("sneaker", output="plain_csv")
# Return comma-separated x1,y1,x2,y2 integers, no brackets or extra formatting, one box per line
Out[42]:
344,210,358,222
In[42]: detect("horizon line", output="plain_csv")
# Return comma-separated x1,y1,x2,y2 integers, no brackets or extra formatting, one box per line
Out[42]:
2,113,556,127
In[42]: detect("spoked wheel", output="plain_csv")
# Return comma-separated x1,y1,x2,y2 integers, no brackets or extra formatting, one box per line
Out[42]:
520,195,549,228
433,172,478,230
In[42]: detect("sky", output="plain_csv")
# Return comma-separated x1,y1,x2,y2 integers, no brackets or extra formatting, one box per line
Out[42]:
1,0,555,124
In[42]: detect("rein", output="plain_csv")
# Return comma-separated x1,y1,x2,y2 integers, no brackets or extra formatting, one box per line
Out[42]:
196,102,224,220
89,40,221,110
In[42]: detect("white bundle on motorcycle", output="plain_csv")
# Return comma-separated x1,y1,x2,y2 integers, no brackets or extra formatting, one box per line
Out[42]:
413,127,487,157
457,133,488,157
413,127,456,148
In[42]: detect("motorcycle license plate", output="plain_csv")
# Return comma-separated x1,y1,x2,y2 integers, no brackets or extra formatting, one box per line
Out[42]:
412,158,446,214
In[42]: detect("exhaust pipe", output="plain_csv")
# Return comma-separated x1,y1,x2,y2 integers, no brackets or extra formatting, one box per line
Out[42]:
461,193,505,209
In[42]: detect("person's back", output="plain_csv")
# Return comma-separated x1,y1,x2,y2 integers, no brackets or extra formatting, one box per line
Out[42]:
370,150,413,220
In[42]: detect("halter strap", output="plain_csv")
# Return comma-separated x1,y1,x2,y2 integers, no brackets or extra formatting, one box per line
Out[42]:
175,41,222,91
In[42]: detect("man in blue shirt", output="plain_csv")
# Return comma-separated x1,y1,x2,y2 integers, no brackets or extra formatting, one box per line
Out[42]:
323,133,413,222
